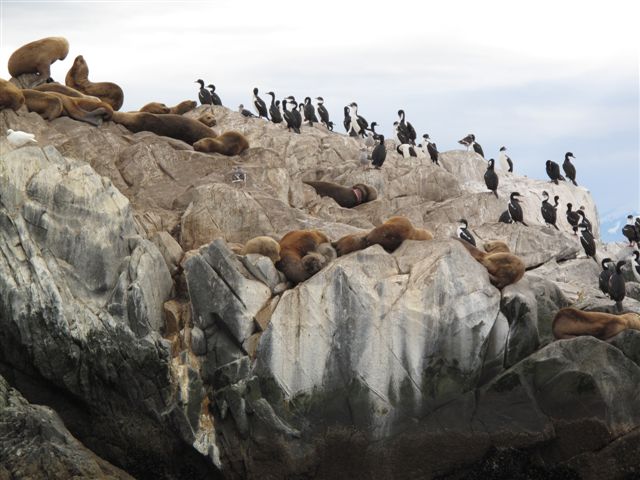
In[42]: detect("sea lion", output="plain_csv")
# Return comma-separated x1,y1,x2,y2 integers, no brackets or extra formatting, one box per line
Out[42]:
140,102,170,114
65,55,124,110
8,37,69,80
301,252,327,277
276,229,331,284
111,111,216,145
22,89,64,120
33,82,98,99
303,180,378,208
0,78,25,111
365,216,432,252
457,239,525,289
169,100,197,115
46,91,113,125
241,236,281,263
193,131,249,156
483,241,511,254
552,307,640,340
197,111,217,127
333,232,368,257
317,242,337,263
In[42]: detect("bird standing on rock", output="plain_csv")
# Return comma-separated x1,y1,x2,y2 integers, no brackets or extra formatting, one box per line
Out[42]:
562,152,577,186
566,203,581,234
546,160,565,185
206,84,222,106
239,104,256,117
457,219,476,246
6,129,37,147
540,191,559,230
252,88,269,120
578,222,597,263
608,261,626,312
498,146,513,173
316,97,330,129
266,92,282,124
599,258,614,295
484,158,499,198
195,79,213,105
508,192,527,226
622,215,639,246
421,134,439,165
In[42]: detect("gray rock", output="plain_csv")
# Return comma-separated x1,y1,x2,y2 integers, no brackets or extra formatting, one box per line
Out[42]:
191,325,207,355
151,230,184,275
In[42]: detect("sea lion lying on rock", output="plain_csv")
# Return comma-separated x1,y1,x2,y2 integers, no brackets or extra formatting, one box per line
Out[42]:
552,307,640,340
366,216,433,253
193,131,249,156
111,111,216,145
276,230,331,284
303,180,377,208
22,89,63,120
197,111,217,127
65,55,124,110
8,36,69,81
139,100,197,115
23,89,113,125
140,102,170,114
457,239,525,289
0,78,25,111
33,82,98,99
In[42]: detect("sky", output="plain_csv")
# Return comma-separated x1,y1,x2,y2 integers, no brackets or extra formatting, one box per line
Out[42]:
1,0,638,241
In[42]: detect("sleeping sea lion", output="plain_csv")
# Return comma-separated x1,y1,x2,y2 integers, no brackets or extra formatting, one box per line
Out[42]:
276,229,331,284
457,239,525,289
111,111,216,145
193,131,249,156
552,307,640,340
303,180,377,208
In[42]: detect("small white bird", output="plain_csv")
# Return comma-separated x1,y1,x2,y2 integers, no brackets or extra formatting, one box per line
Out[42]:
6,129,37,147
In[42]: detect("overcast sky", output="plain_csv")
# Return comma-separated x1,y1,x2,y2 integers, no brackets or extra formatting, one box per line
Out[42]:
1,0,638,241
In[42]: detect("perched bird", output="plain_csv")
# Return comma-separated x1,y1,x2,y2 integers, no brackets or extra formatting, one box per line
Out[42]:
195,79,213,105
316,97,330,129
238,104,256,118
508,192,527,226
397,144,418,158
457,219,476,246
608,260,626,312
252,88,269,119
282,99,300,133
498,146,513,173
622,214,639,246
266,92,282,124
577,206,592,232
6,129,37,147
562,152,577,186
598,258,614,295
499,210,513,224
632,251,640,283
546,160,565,185
578,222,597,262
458,133,475,148
484,158,499,198
343,105,351,133
472,138,485,158
285,97,303,130
348,102,368,137
397,110,416,145
371,135,386,169
206,84,222,106
421,134,439,165
393,121,408,145
566,203,581,233
302,97,319,126
540,191,559,230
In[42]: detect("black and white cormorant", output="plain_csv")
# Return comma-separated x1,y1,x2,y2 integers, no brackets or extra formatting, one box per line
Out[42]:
608,260,626,312
577,207,592,232
397,144,417,158
238,104,256,118
348,102,368,137
598,258,614,295
499,210,513,224
421,134,439,165
206,84,222,106
316,97,330,129
285,97,303,130
397,110,417,145
566,203,580,233
195,79,213,105
562,152,577,186
252,88,269,119
498,146,513,173
508,192,527,226
266,92,282,124
282,99,300,133
578,222,597,263
343,106,351,133
622,215,639,246
457,219,476,246
632,250,640,283
371,135,386,169
458,133,474,148
546,160,565,185
303,97,319,126
484,158,499,198
540,191,559,230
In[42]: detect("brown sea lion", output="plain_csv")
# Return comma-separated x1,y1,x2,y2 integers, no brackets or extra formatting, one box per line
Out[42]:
65,55,124,110
276,230,331,284
110,111,216,145
33,82,97,99
317,242,337,263
140,102,170,114
366,216,432,252
193,131,249,156
169,100,197,115
333,232,368,257
301,252,327,277
457,239,525,289
8,37,69,80
303,180,378,208
241,236,281,263
197,111,217,127
483,241,511,254
552,307,640,340
46,91,113,125
0,78,25,111
22,89,64,120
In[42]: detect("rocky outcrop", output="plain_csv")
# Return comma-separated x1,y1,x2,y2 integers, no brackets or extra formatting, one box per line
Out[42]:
2,97,638,480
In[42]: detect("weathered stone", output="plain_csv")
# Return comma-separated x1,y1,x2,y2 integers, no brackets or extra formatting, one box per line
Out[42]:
254,296,280,332
163,299,183,335
191,325,206,356
240,253,283,291
151,230,184,275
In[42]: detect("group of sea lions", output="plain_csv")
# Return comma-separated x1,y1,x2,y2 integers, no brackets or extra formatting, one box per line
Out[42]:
1,36,248,156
